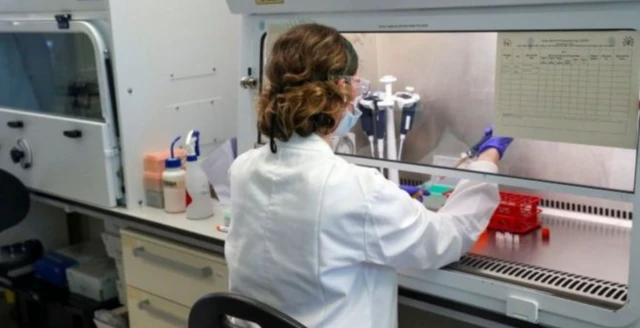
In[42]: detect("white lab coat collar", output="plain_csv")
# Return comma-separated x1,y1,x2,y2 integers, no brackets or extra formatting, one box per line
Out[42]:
276,133,334,154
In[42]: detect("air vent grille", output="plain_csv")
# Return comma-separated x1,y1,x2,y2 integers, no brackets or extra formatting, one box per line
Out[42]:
401,178,423,186
539,199,632,220
452,254,627,309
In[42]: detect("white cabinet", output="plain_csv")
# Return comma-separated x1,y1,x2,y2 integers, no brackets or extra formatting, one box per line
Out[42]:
127,287,191,328
121,229,228,328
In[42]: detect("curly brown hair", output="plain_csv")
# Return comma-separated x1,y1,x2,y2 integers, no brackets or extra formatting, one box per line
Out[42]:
258,23,359,153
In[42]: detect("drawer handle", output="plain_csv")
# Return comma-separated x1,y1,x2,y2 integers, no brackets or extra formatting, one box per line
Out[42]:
7,121,24,128
138,300,188,327
133,246,213,278
63,129,82,138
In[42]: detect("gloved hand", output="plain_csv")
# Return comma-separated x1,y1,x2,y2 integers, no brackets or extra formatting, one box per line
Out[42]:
478,136,513,159
400,185,429,202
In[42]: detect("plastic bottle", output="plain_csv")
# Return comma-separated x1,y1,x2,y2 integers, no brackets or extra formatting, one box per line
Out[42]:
184,130,214,220
162,136,186,213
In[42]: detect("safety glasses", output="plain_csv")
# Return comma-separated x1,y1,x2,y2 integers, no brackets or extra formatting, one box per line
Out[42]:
332,75,371,96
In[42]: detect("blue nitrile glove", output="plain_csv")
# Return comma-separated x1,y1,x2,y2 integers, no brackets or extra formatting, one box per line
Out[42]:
477,133,513,159
400,185,429,202
468,125,495,157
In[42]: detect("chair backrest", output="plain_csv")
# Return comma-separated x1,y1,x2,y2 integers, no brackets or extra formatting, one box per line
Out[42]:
188,292,306,328
0,169,30,233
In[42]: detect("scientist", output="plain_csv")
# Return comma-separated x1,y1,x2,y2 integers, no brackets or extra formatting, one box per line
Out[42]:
225,23,512,328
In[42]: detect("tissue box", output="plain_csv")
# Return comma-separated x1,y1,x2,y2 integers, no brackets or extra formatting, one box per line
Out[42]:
57,241,108,262
94,306,128,328
145,190,164,209
143,171,163,192
101,233,122,260
66,259,118,302
143,149,185,174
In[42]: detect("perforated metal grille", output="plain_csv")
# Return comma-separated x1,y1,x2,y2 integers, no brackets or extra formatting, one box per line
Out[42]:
400,178,423,186
452,254,628,309
539,199,632,220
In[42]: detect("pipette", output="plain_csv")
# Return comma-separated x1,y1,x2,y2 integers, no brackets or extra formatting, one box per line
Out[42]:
357,92,387,172
395,86,420,159
357,96,376,157
372,93,387,161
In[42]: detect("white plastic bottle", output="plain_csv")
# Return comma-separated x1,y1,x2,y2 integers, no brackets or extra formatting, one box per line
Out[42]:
163,137,186,213
184,130,214,220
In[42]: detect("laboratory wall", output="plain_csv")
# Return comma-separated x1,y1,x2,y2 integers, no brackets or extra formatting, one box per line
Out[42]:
108,0,240,207
346,33,380,87
344,33,637,211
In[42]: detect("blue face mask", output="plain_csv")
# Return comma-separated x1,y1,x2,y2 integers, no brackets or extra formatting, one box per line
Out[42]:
333,105,362,137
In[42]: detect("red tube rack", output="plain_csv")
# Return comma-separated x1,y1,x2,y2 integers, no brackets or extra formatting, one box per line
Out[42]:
489,192,541,234
443,190,541,234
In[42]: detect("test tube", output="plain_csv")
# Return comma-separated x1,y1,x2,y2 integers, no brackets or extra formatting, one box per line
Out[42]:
495,232,504,248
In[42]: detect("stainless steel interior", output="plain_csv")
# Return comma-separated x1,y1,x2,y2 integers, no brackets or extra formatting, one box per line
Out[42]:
337,32,635,307
469,211,630,285
400,205,635,309
341,32,638,209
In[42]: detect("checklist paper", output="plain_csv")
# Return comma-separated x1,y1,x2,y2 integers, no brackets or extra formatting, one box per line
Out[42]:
494,31,640,149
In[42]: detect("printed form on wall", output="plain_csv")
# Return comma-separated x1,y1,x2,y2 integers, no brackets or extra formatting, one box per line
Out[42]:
493,31,640,149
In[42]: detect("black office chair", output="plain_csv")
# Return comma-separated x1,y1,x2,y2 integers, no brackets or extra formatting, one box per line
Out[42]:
0,169,43,275
188,292,306,328
0,169,30,231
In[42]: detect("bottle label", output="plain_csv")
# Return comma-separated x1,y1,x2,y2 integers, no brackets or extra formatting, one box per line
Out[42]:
163,180,185,189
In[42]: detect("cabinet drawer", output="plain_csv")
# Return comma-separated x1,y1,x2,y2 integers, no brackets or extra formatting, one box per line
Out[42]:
121,229,228,307
127,286,189,328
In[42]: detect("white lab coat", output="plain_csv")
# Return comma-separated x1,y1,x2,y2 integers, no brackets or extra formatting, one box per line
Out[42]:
225,133,500,328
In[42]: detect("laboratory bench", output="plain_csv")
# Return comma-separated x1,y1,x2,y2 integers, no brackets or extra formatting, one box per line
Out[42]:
29,189,634,328
26,191,552,328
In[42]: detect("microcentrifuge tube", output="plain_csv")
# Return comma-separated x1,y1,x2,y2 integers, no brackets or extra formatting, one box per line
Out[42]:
504,232,512,242
494,233,503,248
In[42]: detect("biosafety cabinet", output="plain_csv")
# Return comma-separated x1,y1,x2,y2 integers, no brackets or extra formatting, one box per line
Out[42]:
230,0,640,327
0,1,120,207
0,0,239,208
